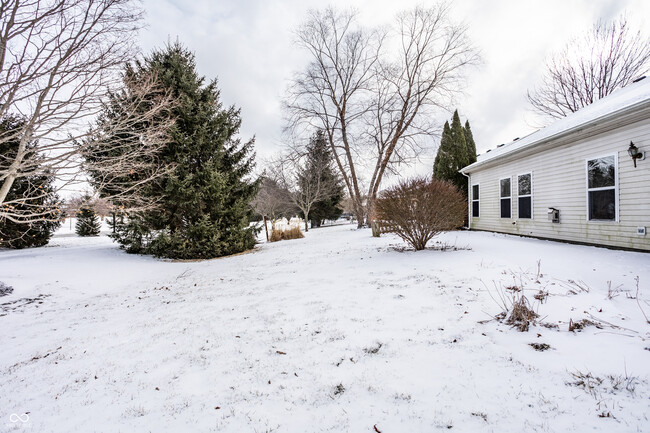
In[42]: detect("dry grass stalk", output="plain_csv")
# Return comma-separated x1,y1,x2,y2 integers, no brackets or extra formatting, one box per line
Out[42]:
269,227,304,242
506,295,539,332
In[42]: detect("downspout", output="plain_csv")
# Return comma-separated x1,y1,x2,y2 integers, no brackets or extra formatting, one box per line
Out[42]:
460,170,471,230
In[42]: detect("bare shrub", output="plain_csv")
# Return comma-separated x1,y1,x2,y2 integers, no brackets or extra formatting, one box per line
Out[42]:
374,177,466,251
269,227,304,242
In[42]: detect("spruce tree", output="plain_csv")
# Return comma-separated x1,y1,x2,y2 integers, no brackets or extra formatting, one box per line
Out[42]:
75,201,102,236
85,42,258,259
0,116,63,249
301,130,344,227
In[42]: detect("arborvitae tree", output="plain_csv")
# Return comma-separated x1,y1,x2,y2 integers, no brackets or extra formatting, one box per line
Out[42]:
75,200,102,236
433,110,474,196
301,130,344,227
0,117,63,249
464,119,477,166
86,42,258,259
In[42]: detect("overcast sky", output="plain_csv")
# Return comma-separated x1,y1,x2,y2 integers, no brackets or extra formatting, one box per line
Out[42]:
138,0,650,177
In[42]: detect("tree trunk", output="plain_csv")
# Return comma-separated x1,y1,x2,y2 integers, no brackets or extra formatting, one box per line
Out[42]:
263,215,269,241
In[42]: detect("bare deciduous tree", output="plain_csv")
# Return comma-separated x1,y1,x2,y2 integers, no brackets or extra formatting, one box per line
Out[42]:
269,148,340,232
252,175,296,221
375,177,466,250
528,16,650,121
0,0,173,224
285,4,478,227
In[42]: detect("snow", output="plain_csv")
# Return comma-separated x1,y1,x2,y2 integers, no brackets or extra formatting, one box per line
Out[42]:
1,223,649,432
464,77,650,171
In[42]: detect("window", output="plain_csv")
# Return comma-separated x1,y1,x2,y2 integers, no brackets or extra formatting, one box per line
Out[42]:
471,184,479,217
587,155,616,221
499,178,511,218
518,173,532,219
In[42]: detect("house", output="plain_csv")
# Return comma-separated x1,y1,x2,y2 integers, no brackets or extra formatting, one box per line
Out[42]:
460,77,650,251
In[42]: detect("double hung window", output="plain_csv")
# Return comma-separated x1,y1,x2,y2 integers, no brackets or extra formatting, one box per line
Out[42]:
499,178,511,218
517,173,532,219
587,156,617,221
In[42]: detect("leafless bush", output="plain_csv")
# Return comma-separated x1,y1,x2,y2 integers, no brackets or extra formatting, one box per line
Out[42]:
374,177,466,251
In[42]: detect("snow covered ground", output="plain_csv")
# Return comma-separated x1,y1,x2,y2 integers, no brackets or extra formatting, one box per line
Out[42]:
1,223,649,433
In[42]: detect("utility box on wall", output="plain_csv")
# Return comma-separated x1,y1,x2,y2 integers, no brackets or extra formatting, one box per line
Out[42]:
547,208,560,223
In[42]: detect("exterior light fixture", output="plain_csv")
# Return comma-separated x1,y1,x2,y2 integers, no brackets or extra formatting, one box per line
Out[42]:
627,141,645,167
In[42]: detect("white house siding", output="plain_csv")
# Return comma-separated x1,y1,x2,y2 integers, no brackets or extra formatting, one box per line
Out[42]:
467,117,650,251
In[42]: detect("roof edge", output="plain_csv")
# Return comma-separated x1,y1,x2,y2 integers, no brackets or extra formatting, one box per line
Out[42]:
461,97,650,174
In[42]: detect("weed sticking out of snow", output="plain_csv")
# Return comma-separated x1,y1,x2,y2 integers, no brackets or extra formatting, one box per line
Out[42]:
606,280,626,299
561,279,591,295
471,412,488,422
533,289,549,303
333,383,346,397
568,318,600,332
565,370,643,404
487,280,540,332
505,294,539,332
529,342,551,351
364,342,383,355
0,281,14,297
633,276,650,325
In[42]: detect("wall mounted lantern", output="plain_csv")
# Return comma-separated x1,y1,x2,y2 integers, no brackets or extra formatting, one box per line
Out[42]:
627,141,645,167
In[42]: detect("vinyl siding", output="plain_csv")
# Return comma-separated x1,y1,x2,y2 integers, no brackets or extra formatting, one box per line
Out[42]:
467,118,650,251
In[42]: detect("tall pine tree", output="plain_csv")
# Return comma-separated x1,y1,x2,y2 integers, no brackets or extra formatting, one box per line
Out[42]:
464,119,477,166
86,42,258,259
301,130,344,227
432,110,477,197
0,116,63,248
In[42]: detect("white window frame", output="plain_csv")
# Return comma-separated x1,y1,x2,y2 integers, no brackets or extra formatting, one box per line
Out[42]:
499,177,512,219
585,153,619,222
471,183,480,218
517,172,533,219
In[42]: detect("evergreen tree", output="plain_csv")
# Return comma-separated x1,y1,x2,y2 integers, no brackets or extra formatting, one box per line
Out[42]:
433,110,475,196
85,42,258,259
299,130,344,228
464,119,477,165
75,200,102,236
0,116,63,249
